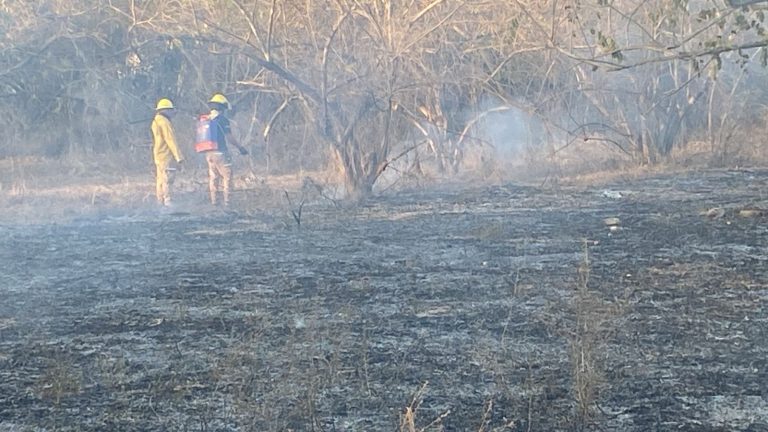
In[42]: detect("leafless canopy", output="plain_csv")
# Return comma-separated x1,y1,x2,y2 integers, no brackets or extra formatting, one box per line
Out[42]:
3,0,768,194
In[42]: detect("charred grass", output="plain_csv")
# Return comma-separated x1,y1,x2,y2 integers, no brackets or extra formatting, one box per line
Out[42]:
1,169,768,430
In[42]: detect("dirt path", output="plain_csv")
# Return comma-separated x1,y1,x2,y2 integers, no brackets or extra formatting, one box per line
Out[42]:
1,169,768,431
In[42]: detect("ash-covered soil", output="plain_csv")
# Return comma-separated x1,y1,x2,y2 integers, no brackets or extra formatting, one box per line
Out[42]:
1,170,768,431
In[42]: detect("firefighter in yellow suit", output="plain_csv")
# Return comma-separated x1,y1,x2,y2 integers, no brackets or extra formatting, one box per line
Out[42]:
151,98,184,206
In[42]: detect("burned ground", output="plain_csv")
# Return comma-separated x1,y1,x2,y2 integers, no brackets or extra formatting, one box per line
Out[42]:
1,169,768,431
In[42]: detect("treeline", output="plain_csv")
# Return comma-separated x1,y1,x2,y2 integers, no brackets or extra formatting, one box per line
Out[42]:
2,0,768,196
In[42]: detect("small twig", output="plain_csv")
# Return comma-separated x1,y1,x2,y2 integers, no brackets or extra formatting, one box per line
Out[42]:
400,381,429,432
477,399,493,432
283,190,305,229
303,177,341,208
420,409,451,431
526,391,533,432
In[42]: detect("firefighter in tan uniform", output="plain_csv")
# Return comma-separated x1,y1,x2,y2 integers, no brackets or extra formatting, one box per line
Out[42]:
151,98,184,206
201,94,248,206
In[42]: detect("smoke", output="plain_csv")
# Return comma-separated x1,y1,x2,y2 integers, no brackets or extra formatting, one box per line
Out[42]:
479,106,539,159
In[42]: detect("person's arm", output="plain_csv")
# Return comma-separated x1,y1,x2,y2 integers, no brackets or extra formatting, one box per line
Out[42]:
221,117,248,155
163,120,184,162
226,131,248,155
150,118,160,150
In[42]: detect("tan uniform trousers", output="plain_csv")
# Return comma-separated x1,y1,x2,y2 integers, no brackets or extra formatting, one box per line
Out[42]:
206,152,232,205
155,161,176,205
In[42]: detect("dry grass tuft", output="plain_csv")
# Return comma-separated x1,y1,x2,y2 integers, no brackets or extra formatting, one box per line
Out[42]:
38,358,82,405
399,382,451,432
568,239,627,429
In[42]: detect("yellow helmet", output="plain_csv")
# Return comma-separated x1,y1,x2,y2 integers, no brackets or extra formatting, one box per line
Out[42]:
209,93,230,108
156,98,174,110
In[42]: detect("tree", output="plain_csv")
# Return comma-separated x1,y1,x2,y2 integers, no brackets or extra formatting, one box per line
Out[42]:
3,0,768,189
494,0,768,164
157,0,514,198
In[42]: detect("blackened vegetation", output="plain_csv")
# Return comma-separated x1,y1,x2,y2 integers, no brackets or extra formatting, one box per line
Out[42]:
2,170,768,431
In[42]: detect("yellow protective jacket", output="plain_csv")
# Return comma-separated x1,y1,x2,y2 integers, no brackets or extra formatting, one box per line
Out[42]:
151,113,183,166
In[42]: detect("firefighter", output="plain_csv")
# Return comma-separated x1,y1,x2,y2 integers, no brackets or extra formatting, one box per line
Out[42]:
151,98,184,206
203,93,248,206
